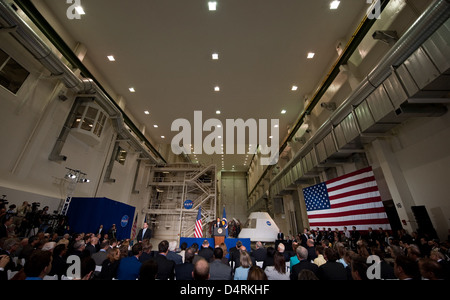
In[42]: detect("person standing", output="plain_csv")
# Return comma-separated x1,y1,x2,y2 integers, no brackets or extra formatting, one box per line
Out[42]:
137,222,152,242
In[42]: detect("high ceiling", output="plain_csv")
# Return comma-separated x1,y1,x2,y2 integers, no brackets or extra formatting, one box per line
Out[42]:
35,0,370,171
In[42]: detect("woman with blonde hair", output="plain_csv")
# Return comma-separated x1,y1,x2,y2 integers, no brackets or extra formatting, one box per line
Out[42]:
99,247,121,280
233,250,252,280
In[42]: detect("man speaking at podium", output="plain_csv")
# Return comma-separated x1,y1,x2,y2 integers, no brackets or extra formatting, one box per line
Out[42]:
214,217,224,229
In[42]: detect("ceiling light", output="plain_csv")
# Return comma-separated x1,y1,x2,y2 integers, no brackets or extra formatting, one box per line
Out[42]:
75,6,85,15
208,1,217,11
212,53,219,60
216,110,221,115
281,110,287,114
291,86,298,91
153,125,158,128
214,86,220,92
129,87,136,93
161,136,165,139
307,52,315,59
107,55,115,62
144,111,150,115
330,0,340,10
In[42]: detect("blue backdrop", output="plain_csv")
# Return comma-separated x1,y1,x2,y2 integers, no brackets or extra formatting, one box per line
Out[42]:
67,197,136,240
179,237,251,258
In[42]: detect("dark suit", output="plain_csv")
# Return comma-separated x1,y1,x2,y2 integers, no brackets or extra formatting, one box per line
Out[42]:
198,247,214,262
116,256,142,280
137,228,152,242
209,259,232,280
317,261,348,280
277,232,284,240
153,254,175,280
251,248,267,262
174,262,194,280
290,259,319,280
167,251,182,265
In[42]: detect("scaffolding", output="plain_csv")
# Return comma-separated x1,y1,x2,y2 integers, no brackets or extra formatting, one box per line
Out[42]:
143,163,216,242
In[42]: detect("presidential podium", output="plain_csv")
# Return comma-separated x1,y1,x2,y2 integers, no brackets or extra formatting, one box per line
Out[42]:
213,227,226,246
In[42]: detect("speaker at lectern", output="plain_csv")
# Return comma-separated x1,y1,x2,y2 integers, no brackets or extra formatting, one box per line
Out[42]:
213,227,226,246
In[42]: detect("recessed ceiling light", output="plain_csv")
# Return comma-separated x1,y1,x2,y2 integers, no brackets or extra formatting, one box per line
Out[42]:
153,125,158,128
281,110,287,114
75,6,85,15
307,52,315,59
161,136,165,139
212,53,219,60
330,0,340,10
129,87,136,93
144,111,150,115
214,86,220,92
208,1,217,11
216,110,221,115
292,85,298,91
107,55,115,62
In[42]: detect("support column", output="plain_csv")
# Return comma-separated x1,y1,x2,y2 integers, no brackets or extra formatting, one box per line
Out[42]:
371,139,416,233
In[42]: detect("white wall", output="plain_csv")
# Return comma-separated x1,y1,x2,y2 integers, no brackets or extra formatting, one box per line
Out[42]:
367,112,450,240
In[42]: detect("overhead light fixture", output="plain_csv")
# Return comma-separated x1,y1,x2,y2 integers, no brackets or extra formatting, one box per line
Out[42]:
330,0,340,10
307,52,315,59
214,86,220,92
216,110,221,115
281,110,287,114
212,53,219,60
291,85,298,91
144,111,150,115
129,87,136,93
107,55,115,62
208,1,217,11
161,136,165,139
153,125,158,128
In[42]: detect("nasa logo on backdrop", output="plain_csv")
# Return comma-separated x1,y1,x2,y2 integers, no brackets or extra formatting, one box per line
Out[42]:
121,215,129,227
266,221,272,226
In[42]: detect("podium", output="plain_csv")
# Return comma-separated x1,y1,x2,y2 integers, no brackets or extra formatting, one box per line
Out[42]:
213,227,226,246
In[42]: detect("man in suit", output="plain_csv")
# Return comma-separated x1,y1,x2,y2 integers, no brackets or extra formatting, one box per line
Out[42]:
290,246,319,280
198,240,214,262
137,222,152,242
317,247,348,280
251,241,267,262
300,228,309,247
277,231,284,241
174,247,195,280
209,247,232,280
153,240,175,280
214,217,223,228
166,241,182,265
116,243,143,280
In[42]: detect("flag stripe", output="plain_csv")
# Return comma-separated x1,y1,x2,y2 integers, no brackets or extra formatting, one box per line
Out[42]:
326,167,373,185
326,176,376,193
330,196,383,209
309,218,391,227
307,207,387,219
328,185,380,201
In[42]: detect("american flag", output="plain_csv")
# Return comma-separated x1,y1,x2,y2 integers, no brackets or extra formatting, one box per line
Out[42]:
302,167,391,231
130,213,138,240
194,206,203,238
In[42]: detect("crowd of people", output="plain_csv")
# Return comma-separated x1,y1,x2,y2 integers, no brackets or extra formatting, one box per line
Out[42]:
1,222,450,280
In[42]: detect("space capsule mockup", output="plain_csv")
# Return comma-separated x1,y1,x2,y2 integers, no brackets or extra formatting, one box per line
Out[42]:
238,212,279,242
